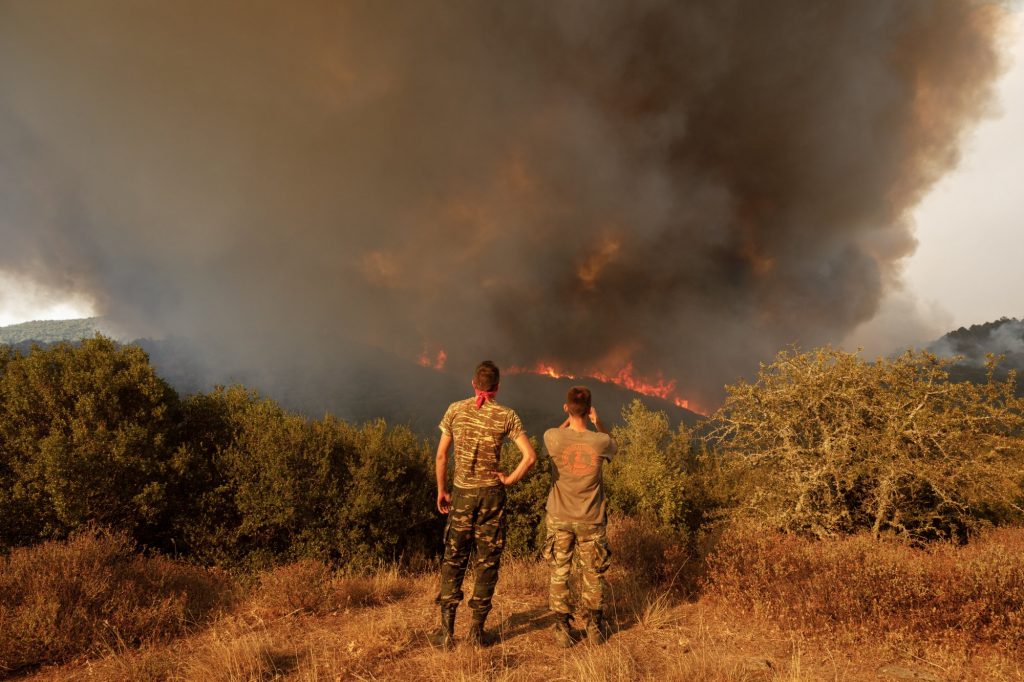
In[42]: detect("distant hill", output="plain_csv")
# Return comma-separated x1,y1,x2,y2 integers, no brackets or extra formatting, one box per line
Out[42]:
133,339,702,435
6,315,1024,426
0,317,103,345
928,317,1024,367
927,317,1024,395
0,318,701,434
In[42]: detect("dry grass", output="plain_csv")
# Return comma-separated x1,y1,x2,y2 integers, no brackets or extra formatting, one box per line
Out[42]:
706,523,1024,647
253,560,408,618
0,528,233,678
11,520,1024,681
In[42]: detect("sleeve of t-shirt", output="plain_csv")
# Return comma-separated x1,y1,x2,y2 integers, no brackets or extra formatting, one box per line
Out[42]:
542,429,556,459
439,403,455,436
602,433,617,460
506,410,524,441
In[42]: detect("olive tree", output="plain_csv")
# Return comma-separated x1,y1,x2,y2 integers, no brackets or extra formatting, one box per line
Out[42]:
709,348,1024,540
0,337,178,547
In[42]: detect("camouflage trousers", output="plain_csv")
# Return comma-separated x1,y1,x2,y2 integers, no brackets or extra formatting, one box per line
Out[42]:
542,516,611,614
435,485,506,619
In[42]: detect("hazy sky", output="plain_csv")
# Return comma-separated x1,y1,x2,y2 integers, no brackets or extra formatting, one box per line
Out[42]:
903,10,1024,329
1,7,1022,351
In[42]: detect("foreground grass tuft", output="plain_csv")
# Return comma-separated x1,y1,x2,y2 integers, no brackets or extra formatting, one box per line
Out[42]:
254,559,408,617
706,523,1024,646
0,528,233,676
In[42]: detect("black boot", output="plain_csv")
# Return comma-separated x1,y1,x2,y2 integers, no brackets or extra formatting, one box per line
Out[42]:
427,605,457,650
586,609,610,644
467,612,489,647
552,612,574,648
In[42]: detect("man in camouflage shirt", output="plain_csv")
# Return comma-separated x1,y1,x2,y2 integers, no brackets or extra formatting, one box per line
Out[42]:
542,386,616,646
427,360,537,650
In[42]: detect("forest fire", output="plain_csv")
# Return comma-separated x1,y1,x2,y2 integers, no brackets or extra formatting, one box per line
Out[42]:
506,360,702,414
417,348,447,370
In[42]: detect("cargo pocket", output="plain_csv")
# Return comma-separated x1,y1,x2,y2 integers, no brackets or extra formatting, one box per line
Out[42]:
593,531,612,574
541,528,557,563
441,489,463,547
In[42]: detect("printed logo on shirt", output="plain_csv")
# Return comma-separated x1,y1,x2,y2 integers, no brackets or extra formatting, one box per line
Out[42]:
556,442,599,476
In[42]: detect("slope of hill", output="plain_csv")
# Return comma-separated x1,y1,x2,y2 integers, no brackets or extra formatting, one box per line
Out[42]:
929,317,1024,367
0,318,700,434
8,314,1024,426
927,317,1024,395
0,318,102,345
137,339,702,436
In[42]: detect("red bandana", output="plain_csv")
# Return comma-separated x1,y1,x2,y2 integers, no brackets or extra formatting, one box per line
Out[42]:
474,386,498,408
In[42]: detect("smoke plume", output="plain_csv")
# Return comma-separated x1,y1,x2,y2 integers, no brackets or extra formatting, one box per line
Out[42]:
0,1,1011,408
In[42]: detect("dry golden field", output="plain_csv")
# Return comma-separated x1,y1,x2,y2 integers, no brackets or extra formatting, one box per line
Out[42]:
4,519,1024,682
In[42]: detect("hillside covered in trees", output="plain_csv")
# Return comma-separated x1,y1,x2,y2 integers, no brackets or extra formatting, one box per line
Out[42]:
0,318,103,346
0,319,701,435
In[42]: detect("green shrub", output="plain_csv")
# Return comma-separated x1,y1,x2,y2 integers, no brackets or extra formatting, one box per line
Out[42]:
604,400,734,546
0,338,178,549
500,438,551,557
335,418,437,568
170,387,436,570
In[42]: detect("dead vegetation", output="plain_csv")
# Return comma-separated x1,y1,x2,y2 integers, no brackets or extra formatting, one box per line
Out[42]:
707,523,1024,648
6,519,1024,681
0,528,233,677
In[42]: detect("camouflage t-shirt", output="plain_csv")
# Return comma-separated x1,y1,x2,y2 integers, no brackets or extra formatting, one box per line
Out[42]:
439,398,525,489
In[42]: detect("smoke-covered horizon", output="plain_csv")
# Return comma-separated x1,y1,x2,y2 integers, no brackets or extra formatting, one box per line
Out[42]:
0,1,1012,407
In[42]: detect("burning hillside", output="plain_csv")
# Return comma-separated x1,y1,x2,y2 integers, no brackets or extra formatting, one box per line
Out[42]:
508,360,701,414
0,1,1012,410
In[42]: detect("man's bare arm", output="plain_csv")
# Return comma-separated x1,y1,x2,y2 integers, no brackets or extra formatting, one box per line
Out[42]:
497,432,537,487
589,407,611,436
435,433,453,514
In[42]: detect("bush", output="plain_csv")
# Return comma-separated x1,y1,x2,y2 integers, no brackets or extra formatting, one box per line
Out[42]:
706,522,1024,645
606,515,691,590
604,400,735,547
500,438,551,557
0,338,178,549
336,418,438,568
0,528,232,675
170,387,437,570
708,348,1024,540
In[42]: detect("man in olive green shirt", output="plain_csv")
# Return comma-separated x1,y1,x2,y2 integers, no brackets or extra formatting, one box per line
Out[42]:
542,386,616,646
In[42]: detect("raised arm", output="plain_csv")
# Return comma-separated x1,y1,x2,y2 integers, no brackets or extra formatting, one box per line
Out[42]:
498,432,537,487
590,407,612,436
435,432,453,514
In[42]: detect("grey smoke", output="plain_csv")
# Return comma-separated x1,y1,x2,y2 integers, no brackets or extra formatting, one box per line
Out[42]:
930,318,1024,368
0,1,1011,408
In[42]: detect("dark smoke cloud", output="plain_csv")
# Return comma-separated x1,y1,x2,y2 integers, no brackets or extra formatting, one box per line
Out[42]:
0,1,1011,408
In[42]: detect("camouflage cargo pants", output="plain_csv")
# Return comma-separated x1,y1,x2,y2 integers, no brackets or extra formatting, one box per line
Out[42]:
542,516,611,613
435,485,506,619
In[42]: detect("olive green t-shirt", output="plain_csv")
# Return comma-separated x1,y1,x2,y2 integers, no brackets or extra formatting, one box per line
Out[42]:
439,398,525,489
543,427,617,524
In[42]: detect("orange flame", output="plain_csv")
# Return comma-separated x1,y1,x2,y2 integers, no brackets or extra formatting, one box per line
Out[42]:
507,360,703,415
417,347,447,370
417,347,703,414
